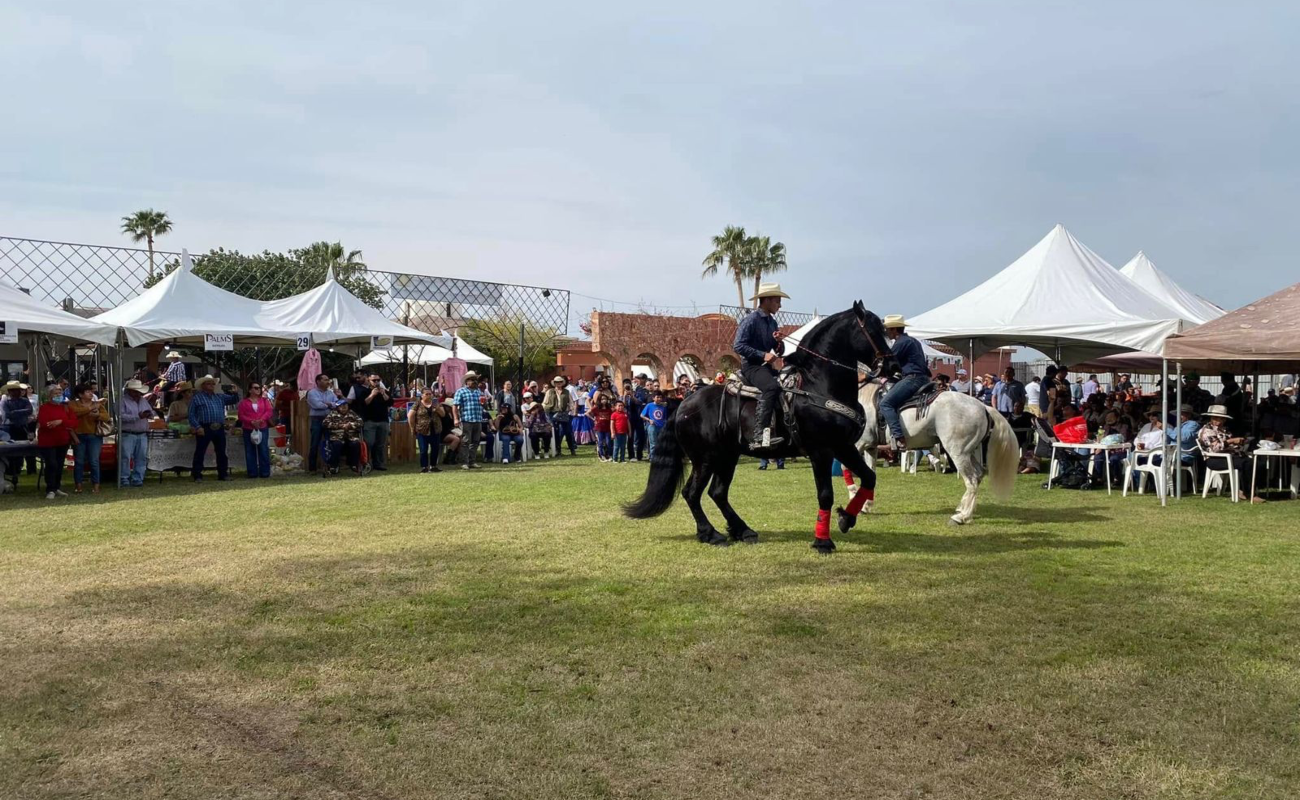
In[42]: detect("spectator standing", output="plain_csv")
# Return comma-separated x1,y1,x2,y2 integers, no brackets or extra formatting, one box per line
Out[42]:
452,371,485,470
162,351,188,384
1,380,36,484
544,376,578,456
36,385,77,499
118,379,155,487
639,391,667,457
354,373,393,471
306,373,346,473
950,368,969,394
274,379,300,434
495,381,519,416
993,368,1026,417
493,405,525,463
407,389,444,473
611,401,630,463
69,383,109,493
188,375,239,482
1081,374,1100,403
166,382,194,427
237,382,274,478
588,394,614,462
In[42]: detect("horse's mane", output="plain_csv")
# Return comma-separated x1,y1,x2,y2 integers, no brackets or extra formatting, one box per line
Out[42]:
784,308,857,370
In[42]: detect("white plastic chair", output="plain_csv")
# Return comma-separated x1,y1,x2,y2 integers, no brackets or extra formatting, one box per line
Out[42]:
1124,449,1198,499
1197,444,1238,502
899,450,920,474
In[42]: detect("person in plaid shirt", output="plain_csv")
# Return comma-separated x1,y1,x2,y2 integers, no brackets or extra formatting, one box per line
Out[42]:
162,351,188,384
188,374,240,481
452,371,486,470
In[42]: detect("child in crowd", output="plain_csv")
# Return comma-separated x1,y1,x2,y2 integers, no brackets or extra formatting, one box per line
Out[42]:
588,395,614,462
611,401,630,463
639,391,667,458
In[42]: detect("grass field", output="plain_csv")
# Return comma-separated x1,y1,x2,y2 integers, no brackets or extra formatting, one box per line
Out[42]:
2,451,1298,799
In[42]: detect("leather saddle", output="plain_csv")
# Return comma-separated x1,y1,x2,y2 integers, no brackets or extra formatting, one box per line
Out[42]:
875,380,944,430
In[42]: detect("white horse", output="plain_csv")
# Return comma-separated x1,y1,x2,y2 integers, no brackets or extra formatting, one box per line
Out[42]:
851,383,1018,525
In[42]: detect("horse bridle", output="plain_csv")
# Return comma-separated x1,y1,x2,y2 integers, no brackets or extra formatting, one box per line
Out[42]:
792,311,889,374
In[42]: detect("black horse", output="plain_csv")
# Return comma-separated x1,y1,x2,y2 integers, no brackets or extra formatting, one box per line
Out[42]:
625,302,896,553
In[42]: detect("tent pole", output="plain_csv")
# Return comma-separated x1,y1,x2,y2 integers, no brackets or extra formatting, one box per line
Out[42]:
1175,361,1182,500
115,333,125,491
968,339,974,396
1160,358,1169,508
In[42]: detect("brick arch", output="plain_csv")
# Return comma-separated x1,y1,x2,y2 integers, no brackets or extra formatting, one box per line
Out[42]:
629,348,667,382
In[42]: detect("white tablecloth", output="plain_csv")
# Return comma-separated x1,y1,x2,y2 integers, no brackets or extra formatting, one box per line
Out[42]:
146,431,245,473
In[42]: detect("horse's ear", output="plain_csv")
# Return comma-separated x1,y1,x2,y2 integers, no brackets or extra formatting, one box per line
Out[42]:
853,299,865,316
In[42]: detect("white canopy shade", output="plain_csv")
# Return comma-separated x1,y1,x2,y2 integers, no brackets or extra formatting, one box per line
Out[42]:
1118,251,1224,326
907,225,1187,364
92,251,299,347
0,281,118,345
258,270,451,349
358,332,493,368
783,316,958,362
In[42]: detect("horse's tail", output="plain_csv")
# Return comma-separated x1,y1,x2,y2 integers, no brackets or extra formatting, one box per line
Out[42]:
985,405,1018,501
623,403,686,518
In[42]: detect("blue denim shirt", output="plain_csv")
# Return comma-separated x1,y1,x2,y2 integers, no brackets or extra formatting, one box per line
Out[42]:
733,310,778,366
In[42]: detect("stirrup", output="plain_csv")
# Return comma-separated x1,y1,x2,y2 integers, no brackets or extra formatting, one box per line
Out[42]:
748,428,784,449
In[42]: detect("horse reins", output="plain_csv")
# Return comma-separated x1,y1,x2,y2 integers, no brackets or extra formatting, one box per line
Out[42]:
791,313,889,374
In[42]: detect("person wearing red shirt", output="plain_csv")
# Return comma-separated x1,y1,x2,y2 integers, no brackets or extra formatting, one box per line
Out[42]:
610,401,631,463
587,395,614,462
1052,404,1088,444
35,386,79,498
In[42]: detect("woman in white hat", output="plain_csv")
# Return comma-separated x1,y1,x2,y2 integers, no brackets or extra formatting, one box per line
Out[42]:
1196,404,1265,503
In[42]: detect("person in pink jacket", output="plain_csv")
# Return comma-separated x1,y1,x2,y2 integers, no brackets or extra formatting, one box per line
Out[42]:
237,382,275,478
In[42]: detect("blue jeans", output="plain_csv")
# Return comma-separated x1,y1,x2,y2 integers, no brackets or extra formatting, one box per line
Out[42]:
498,433,524,461
192,426,229,479
645,425,660,457
119,431,149,486
613,433,628,462
880,374,929,441
759,458,785,469
243,430,271,477
597,431,612,459
552,418,576,454
416,433,441,469
73,434,103,486
308,417,326,471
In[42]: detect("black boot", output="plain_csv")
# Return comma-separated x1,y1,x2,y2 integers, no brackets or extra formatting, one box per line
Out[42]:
748,396,784,450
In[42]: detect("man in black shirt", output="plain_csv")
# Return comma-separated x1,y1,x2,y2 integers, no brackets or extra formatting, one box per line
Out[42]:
351,373,393,470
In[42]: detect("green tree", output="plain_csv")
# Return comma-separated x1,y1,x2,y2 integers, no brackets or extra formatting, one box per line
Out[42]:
120,209,173,281
701,225,750,308
745,235,787,307
460,316,560,386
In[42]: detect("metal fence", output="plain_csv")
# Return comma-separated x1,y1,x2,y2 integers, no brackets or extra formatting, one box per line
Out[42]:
717,304,816,328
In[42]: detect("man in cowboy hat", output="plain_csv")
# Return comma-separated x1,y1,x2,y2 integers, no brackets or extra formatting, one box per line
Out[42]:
161,350,187,384
451,370,486,469
543,375,578,456
188,374,240,481
1,379,36,483
733,282,791,449
878,315,932,455
118,378,157,487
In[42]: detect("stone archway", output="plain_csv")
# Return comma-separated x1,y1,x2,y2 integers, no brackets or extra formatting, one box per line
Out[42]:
631,351,666,383
673,353,704,383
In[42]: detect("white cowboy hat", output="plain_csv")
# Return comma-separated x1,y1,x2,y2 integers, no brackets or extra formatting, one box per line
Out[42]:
749,282,790,301
523,391,534,399
1203,404,1232,420
551,375,566,384
882,314,908,329
195,374,219,388
124,379,148,393
463,371,479,381
165,351,183,359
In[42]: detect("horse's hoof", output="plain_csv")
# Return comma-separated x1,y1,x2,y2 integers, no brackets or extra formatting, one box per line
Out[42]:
835,507,856,534
731,529,759,544
948,516,965,526
811,538,836,555
698,530,730,546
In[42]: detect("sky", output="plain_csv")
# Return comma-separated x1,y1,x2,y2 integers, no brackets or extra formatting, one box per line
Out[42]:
2,1,1298,335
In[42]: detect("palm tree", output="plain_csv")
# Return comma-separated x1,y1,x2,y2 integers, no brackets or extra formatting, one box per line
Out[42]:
300,241,366,272
120,209,173,280
746,236,788,307
701,225,750,308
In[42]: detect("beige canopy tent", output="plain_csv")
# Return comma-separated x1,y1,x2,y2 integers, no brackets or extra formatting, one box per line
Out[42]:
1163,282,1300,371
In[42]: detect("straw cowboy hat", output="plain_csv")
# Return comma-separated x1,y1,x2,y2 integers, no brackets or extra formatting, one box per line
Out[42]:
195,374,219,388
882,314,909,329
172,381,193,393
1203,404,1232,420
463,371,480,381
2,380,23,392
551,375,567,384
749,282,790,301
165,351,183,359
123,379,148,393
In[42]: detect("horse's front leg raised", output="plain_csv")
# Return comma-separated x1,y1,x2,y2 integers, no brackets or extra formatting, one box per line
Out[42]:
833,443,877,534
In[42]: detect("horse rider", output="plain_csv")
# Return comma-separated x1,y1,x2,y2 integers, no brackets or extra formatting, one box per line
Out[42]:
732,282,790,449
878,314,932,455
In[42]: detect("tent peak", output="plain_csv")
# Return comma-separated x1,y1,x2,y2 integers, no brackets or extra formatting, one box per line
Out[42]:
325,265,336,283
179,249,194,273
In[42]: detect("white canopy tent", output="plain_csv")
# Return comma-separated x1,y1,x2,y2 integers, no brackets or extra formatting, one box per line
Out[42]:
358,333,492,368
92,251,301,347
0,280,117,345
1118,251,1224,326
907,225,1188,365
783,316,959,363
259,270,451,350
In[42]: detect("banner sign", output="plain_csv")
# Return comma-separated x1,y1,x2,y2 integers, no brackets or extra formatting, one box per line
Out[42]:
0,321,17,344
295,334,312,351
204,333,234,352
370,335,394,351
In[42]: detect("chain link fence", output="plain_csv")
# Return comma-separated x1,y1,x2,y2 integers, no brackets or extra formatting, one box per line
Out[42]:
717,304,816,328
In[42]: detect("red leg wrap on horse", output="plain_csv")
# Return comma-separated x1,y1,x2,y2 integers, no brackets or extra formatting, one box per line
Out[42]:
815,509,831,539
842,468,855,487
845,488,874,516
